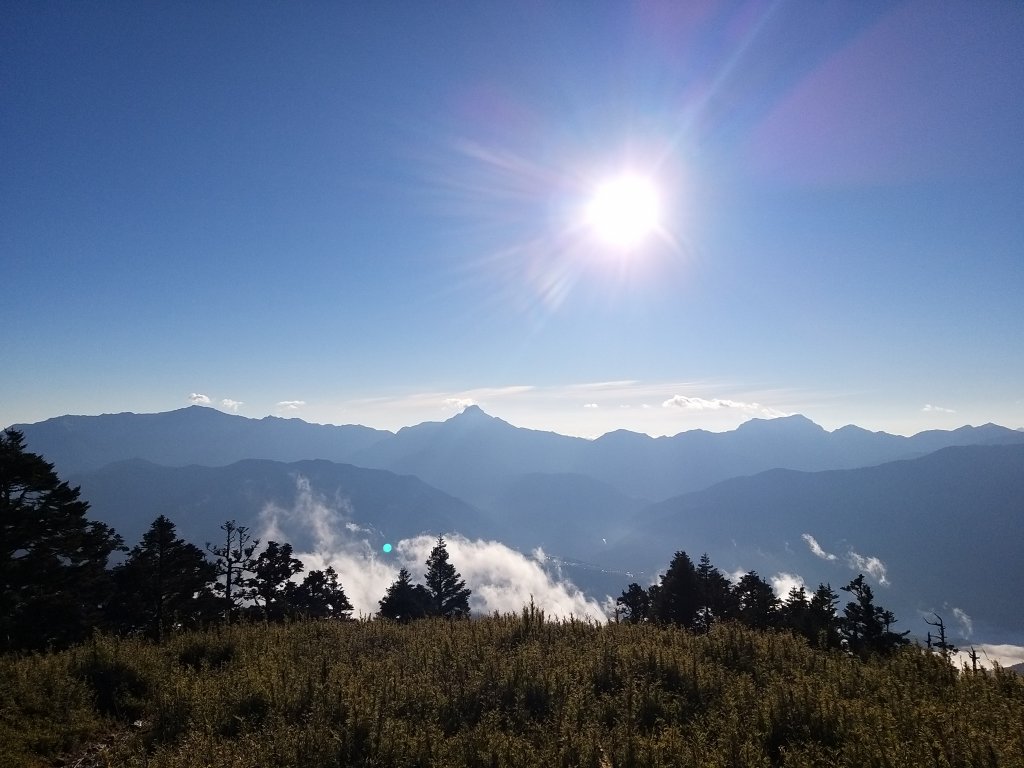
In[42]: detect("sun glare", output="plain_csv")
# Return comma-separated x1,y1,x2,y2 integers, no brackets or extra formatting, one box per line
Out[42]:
585,173,661,251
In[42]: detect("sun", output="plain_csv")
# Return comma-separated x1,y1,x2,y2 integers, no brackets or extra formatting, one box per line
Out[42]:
584,173,661,251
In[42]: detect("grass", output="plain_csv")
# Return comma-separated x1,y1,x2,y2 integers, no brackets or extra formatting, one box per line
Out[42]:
2,609,1021,767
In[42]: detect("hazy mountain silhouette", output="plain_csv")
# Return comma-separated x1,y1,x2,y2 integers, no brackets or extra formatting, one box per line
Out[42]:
16,406,1023,504
15,406,389,474
70,458,490,555
600,443,1024,643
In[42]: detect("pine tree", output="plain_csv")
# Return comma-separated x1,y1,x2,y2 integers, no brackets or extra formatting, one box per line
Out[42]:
651,551,701,628
109,515,217,642
291,566,353,620
780,585,810,636
733,570,779,629
378,568,431,622
840,574,909,657
807,583,842,649
423,535,471,618
0,429,124,650
253,540,304,621
695,553,737,631
206,520,258,622
616,583,652,624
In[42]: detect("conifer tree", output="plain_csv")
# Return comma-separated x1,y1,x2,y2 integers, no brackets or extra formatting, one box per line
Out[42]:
733,570,779,629
291,566,353,619
807,583,842,649
206,520,258,622
840,574,909,657
253,540,304,621
651,551,701,628
0,429,124,650
695,553,737,631
378,567,431,622
423,535,471,618
109,515,217,642
616,583,652,624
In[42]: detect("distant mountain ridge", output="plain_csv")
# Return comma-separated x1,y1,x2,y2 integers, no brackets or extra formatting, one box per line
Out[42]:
69,457,490,556
11,406,1024,644
13,405,1023,502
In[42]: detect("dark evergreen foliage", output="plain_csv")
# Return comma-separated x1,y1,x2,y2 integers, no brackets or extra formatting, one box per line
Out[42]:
108,515,217,642
252,540,304,621
840,574,909,657
694,552,737,631
291,566,353,620
378,568,431,622
651,550,701,628
733,570,780,629
0,429,124,651
423,535,471,618
616,582,652,623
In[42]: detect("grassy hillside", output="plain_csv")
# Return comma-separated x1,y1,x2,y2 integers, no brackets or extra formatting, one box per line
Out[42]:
2,612,1021,767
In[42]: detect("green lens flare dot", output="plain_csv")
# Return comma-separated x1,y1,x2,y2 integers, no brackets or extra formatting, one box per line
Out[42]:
382,543,392,553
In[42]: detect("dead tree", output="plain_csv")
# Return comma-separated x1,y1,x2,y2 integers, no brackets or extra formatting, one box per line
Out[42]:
924,612,957,663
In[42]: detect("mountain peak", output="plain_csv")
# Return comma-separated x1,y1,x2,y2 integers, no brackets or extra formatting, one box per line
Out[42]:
735,414,825,435
452,404,491,420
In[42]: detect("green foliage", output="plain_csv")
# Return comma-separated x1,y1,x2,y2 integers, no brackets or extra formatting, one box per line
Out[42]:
3,617,1022,767
252,540,304,621
424,535,472,618
108,515,218,642
290,566,353,620
378,567,432,622
0,428,125,651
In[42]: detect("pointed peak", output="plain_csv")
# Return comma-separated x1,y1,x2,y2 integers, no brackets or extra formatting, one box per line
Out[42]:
451,404,491,420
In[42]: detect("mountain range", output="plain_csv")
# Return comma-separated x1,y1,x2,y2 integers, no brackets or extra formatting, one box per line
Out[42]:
10,405,1024,643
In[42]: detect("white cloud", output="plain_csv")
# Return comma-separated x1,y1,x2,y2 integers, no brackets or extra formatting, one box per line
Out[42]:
952,607,973,638
771,572,806,599
444,397,476,411
802,533,837,561
662,395,788,418
221,398,243,413
188,393,211,405
277,400,306,411
583,403,599,409
258,477,607,621
950,644,1024,671
846,549,889,586
923,404,956,414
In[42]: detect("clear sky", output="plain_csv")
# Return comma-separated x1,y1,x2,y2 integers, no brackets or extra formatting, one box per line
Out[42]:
3,1,1023,438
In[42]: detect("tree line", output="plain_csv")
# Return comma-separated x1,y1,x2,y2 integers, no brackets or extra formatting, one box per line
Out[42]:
1,428,470,651
617,551,909,658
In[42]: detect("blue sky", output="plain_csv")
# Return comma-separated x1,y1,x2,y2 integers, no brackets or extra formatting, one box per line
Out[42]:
3,1,1023,437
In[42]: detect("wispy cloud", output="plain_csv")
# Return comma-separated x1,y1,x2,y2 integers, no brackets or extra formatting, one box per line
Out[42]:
846,549,889,586
922,404,956,413
258,477,607,620
188,393,211,405
583,403,599,409
952,606,973,638
277,400,306,411
802,533,837,561
221,398,243,413
662,395,788,418
444,397,477,412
